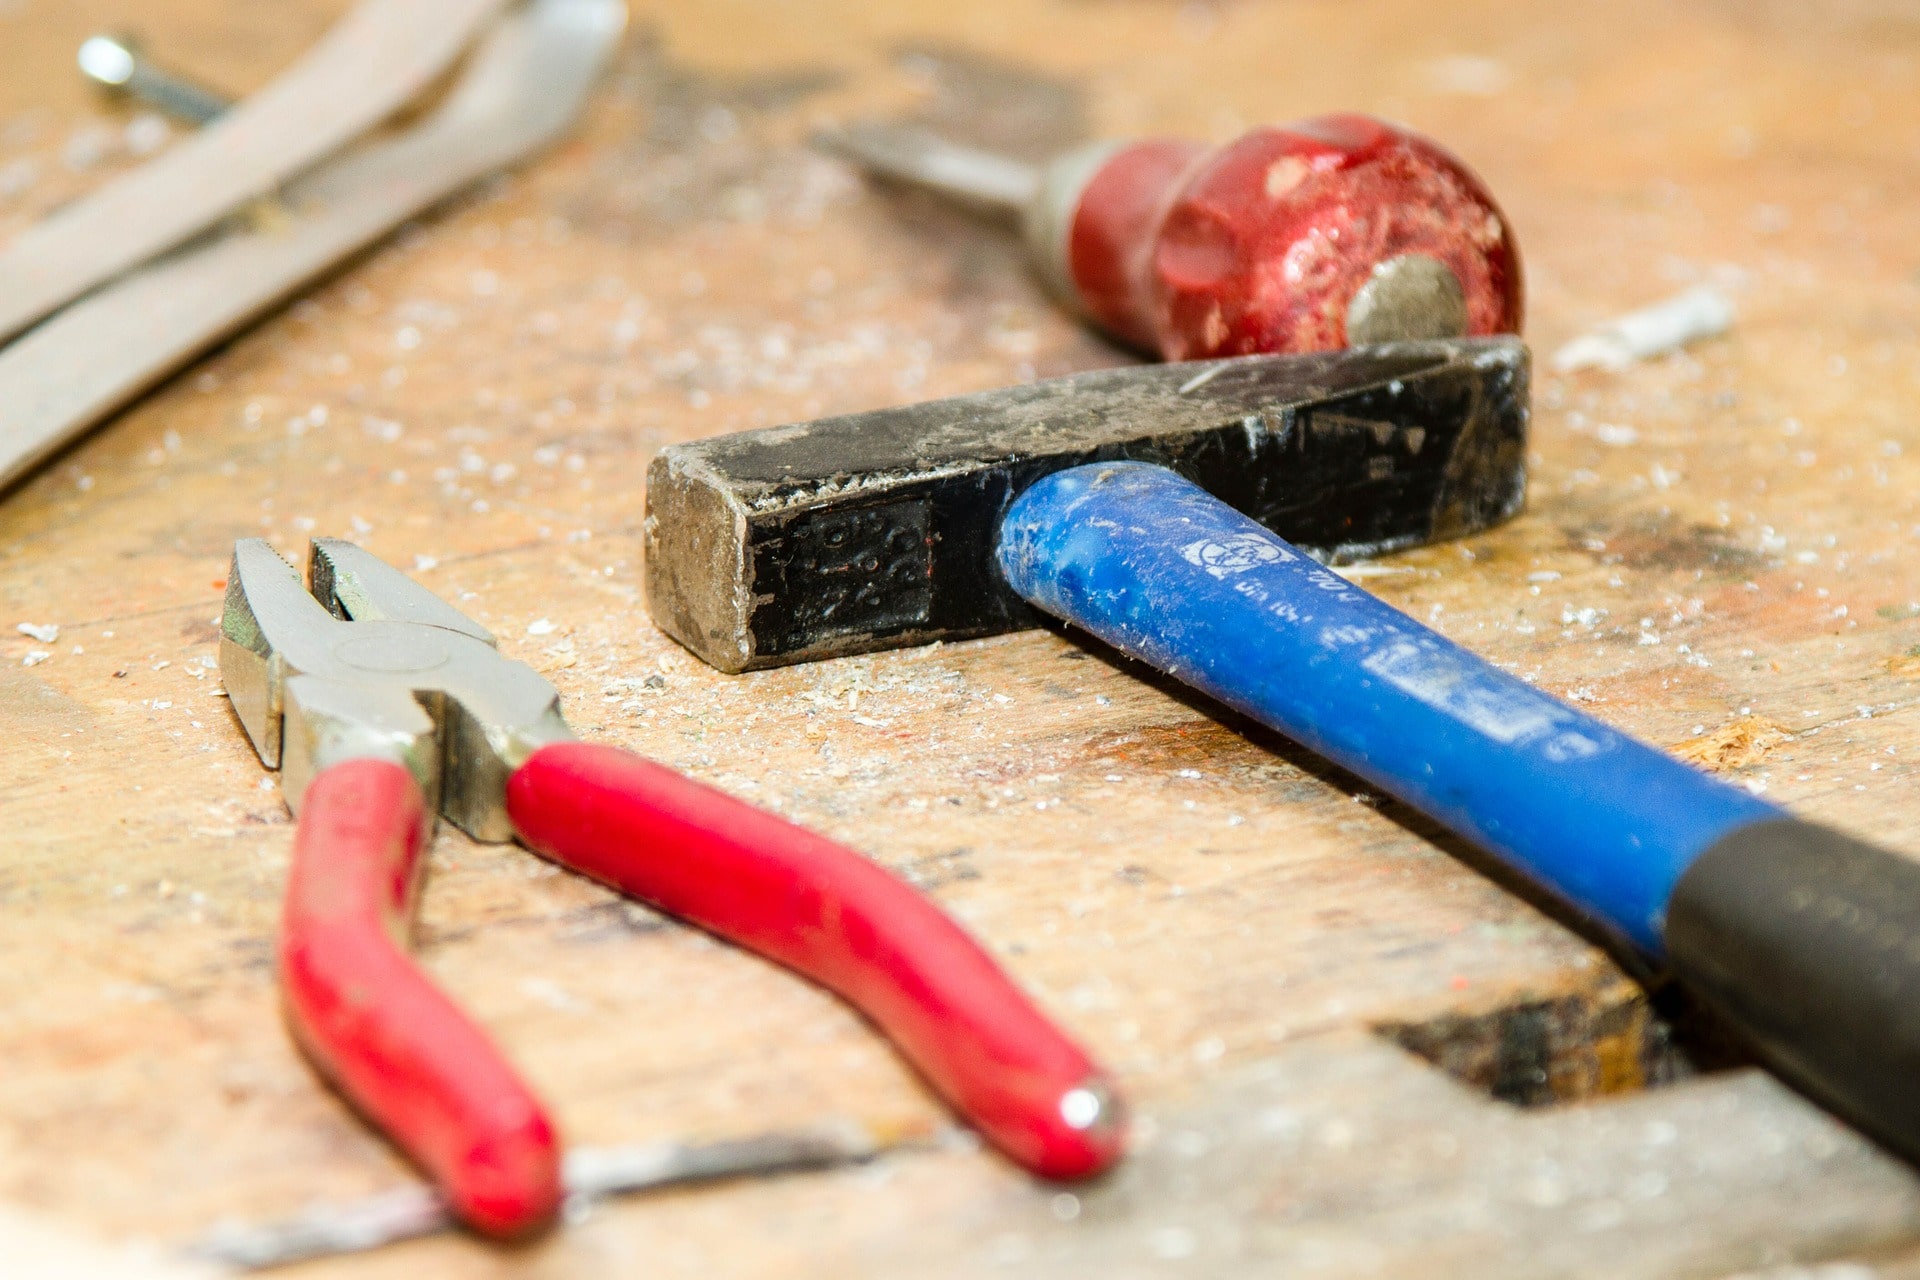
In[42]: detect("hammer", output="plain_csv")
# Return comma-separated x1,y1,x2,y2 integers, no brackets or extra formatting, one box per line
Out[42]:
645,336,1920,1168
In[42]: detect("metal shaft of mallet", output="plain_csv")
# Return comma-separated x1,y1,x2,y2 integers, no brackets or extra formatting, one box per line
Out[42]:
646,336,1920,1170
814,123,1039,219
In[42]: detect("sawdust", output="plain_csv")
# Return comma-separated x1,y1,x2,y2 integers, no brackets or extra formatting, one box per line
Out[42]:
1885,649,1920,680
1670,715,1792,772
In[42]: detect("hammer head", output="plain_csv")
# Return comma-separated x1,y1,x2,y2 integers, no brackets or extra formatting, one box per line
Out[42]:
645,336,1528,673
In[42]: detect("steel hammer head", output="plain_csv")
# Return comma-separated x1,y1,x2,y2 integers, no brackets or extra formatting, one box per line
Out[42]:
645,336,1529,673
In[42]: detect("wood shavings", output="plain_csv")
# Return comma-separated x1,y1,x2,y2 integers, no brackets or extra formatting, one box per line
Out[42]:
1552,287,1736,373
1671,716,1792,772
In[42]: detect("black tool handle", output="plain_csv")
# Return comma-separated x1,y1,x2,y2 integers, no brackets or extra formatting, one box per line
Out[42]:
1667,818,1920,1162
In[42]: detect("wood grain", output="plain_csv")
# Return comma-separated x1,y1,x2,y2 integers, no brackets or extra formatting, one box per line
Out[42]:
5,0,1920,1274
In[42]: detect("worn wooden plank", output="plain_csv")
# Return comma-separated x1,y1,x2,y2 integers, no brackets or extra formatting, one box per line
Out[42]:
4,0,1920,1275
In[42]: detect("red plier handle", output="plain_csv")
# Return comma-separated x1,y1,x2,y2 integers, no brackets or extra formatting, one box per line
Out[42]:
282,743,1124,1238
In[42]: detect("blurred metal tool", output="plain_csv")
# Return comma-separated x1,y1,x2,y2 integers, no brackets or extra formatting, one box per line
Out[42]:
189,1123,895,1269
0,0,626,493
78,33,231,125
818,123,1040,218
0,0,516,348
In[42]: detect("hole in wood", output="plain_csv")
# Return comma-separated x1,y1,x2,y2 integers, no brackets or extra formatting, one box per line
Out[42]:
1374,976,1750,1109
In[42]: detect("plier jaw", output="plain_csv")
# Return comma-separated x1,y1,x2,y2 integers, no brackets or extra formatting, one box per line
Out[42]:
219,537,571,841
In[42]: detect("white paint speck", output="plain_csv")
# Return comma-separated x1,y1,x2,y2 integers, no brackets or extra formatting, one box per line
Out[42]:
1177,365,1225,395
1149,1227,1197,1260
1595,423,1640,447
1425,54,1510,96
124,112,172,156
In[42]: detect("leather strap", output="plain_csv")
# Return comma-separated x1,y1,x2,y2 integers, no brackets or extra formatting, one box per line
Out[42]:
0,0,624,493
0,0,512,347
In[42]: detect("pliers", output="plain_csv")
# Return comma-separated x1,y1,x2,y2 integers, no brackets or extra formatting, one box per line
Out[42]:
218,538,1125,1238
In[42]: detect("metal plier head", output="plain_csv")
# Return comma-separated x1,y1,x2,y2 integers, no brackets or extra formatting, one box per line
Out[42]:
219,539,570,840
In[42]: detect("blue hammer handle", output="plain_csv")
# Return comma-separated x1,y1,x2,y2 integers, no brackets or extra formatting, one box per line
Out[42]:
999,462,1920,1161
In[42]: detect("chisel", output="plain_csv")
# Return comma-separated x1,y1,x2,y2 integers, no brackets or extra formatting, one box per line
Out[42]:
817,114,1523,359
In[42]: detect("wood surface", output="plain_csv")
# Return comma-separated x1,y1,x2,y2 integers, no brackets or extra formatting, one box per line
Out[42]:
6,0,1920,1275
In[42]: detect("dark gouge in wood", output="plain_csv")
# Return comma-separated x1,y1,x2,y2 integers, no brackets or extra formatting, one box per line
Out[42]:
0,0,626,494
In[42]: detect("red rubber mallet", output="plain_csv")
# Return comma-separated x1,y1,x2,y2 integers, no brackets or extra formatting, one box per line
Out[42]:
818,113,1522,360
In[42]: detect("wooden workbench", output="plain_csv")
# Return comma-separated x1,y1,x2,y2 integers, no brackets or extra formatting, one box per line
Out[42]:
8,1,1920,1274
